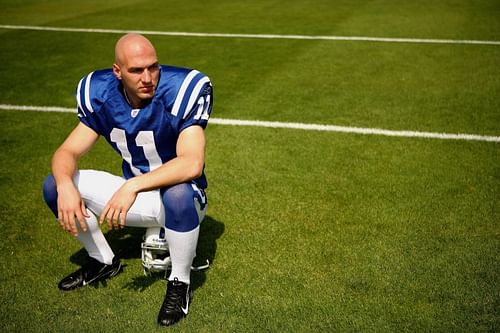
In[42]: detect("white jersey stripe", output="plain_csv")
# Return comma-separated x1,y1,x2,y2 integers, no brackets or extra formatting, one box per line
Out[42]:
76,77,86,117
171,70,200,117
84,72,95,113
183,77,210,119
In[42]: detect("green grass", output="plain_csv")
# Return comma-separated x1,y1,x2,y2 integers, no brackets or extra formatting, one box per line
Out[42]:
0,1,499,332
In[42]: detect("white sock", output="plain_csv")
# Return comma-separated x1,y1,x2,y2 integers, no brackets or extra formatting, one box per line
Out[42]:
76,210,114,265
166,226,199,284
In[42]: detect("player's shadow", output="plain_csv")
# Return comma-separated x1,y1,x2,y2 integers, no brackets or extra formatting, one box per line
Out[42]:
68,215,224,292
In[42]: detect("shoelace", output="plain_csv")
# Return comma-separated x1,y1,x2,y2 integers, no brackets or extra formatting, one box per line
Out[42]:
163,278,186,311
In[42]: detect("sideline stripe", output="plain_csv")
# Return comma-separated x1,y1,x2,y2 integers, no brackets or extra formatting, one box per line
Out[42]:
1,104,498,143
1,24,499,46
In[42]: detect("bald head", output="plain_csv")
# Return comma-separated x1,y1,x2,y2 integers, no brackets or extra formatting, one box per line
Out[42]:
112,33,160,108
114,33,157,66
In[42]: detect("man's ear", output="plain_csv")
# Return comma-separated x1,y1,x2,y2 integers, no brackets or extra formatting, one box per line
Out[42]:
112,63,122,80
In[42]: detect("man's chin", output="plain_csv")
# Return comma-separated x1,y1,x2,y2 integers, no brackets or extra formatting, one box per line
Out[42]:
138,92,155,100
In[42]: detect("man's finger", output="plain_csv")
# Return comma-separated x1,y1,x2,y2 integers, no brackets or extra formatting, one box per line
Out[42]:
60,212,69,231
57,211,64,228
81,201,90,218
99,205,110,225
119,211,126,228
111,209,121,229
68,213,78,236
75,212,88,232
105,209,115,229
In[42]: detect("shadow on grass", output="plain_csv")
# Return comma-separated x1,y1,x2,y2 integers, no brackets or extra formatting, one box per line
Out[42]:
68,215,225,292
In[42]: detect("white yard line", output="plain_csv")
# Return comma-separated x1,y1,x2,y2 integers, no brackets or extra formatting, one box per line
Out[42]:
1,104,498,143
1,24,499,46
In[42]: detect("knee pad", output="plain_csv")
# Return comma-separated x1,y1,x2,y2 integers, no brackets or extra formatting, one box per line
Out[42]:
42,174,58,217
161,183,207,232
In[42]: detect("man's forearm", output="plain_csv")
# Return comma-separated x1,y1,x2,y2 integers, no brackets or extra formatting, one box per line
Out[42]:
127,155,204,194
51,148,79,187
51,122,100,188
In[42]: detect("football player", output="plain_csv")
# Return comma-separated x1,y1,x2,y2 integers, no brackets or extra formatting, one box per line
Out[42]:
42,33,212,326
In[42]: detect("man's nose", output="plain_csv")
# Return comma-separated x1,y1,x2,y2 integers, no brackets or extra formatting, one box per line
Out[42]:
142,69,152,83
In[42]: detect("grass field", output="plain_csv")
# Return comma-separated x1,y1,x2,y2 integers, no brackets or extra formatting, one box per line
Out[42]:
0,1,499,332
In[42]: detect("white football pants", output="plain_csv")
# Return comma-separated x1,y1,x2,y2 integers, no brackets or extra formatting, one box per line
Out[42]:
73,169,205,284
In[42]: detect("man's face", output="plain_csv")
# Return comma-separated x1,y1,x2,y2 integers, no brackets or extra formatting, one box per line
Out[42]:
113,48,160,107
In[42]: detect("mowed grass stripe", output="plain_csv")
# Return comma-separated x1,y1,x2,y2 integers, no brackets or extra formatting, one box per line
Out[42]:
1,24,499,46
1,104,499,143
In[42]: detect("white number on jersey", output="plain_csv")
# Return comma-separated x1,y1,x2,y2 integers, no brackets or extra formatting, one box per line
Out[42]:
194,95,211,120
110,128,162,176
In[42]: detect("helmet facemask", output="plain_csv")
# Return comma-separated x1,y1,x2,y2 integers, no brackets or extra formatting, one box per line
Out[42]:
141,227,171,276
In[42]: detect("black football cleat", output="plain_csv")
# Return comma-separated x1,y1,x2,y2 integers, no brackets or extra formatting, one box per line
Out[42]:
58,256,122,291
157,278,192,326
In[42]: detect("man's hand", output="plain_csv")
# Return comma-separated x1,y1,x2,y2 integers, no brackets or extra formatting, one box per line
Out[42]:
99,180,138,230
57,182,89,236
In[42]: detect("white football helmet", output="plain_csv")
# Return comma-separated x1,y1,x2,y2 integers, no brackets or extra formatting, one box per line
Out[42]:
141,227,171,275
141,226,210,276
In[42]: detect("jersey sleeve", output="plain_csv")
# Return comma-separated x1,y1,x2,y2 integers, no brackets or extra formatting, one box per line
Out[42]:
169,71,213,132
74,71,107,133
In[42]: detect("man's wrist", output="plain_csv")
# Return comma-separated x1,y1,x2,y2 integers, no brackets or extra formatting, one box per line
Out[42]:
55,177,75,191
126,177,143,194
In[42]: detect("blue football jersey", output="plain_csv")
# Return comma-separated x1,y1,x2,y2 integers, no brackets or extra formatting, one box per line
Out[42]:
75,65,213,188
